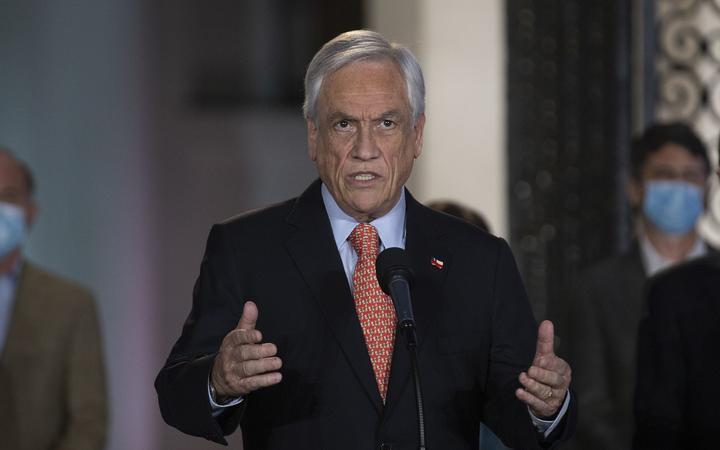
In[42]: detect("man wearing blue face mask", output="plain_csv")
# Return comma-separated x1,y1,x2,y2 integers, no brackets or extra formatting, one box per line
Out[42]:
0,148,107,450
563,122,715,450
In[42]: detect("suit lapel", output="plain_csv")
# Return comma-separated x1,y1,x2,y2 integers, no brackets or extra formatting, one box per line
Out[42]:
283,180,383,412
384,191,450,417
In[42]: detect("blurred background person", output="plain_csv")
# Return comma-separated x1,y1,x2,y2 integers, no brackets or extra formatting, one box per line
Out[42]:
566,122,716,450
0,148,107,450
633,146,720,450
427,200,491,233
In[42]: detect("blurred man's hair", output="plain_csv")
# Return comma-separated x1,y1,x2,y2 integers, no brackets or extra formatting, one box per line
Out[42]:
427,200,490,233
630,122,710,179
0,147,35,195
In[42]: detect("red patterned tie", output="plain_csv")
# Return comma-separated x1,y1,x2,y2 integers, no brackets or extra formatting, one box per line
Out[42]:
349,223,397,401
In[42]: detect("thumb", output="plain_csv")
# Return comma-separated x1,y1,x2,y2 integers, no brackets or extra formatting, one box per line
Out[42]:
236,300,258,331
535,320,555,360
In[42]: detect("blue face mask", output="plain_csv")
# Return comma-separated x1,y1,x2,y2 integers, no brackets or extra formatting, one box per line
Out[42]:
642,180,703,235
0,202,26,258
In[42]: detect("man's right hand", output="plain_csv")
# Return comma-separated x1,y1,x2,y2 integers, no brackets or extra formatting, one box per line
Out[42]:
210,301,283,400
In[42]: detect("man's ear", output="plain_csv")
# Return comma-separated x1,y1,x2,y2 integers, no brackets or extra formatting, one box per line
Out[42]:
307,118,318,161
24,200,37,229
413,113,426,159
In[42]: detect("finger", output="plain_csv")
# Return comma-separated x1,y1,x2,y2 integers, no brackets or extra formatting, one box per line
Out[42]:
515,387,553,417
237,300,259,331
235,356,283,379
235,371,283,395
519,371,551,399
527,365,563,388
535,320,555,360
234,342,278,362
225,328,263,347
536,354,571,376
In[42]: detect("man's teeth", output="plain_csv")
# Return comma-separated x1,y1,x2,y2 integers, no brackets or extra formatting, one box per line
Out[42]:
354,174,375,181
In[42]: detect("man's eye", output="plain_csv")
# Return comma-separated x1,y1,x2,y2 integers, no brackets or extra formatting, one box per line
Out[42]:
381,119,395,129
335,120,350,129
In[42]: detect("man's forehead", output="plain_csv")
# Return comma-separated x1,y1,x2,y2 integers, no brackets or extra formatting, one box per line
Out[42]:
646,144,706,165
317,60,410,115
0,154,28,187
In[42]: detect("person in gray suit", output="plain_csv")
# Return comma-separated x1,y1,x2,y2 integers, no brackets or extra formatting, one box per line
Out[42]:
565,122,716,450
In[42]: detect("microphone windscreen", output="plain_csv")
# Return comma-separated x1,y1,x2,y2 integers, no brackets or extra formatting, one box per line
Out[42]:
376,247,414,295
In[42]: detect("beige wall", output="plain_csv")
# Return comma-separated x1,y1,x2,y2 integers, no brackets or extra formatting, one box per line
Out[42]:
367,0,507,236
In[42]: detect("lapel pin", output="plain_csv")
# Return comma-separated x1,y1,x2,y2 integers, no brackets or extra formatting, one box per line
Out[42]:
430,257,444,270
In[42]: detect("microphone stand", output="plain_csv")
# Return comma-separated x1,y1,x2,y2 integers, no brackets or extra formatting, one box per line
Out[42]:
377,249,426,450
399,320,427,450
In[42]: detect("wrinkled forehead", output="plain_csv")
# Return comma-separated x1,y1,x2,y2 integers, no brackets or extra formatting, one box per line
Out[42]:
317,59,410,113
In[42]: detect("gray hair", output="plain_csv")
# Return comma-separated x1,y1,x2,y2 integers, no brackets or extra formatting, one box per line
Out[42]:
303,30,425,124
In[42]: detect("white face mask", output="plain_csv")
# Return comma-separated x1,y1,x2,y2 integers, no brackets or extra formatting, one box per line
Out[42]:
0,202,26,258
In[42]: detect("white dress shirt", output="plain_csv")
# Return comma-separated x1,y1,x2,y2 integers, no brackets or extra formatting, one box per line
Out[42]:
0,263,21,353
639,232,707,277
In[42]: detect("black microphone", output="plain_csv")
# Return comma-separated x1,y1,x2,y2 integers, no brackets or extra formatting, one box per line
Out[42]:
376,247,416,330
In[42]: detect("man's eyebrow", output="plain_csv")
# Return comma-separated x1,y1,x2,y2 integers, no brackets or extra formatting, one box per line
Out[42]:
378,109,403,118
324,109,406,123
325,110,357,122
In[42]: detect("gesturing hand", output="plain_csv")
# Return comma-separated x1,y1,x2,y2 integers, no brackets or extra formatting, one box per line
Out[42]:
210,301,283,400
515,320,572,418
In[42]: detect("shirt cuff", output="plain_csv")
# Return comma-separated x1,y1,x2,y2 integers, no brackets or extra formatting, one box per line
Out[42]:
208,377,243,413
528,390,571,438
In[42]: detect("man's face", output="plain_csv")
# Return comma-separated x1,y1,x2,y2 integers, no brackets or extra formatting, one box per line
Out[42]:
0,153,36,227
628,143,708,208
307,59,425,222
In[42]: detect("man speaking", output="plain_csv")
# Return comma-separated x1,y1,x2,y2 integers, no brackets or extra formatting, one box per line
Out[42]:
155,30,576,449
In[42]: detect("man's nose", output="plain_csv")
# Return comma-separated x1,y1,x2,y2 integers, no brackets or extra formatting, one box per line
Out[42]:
352,125,380,160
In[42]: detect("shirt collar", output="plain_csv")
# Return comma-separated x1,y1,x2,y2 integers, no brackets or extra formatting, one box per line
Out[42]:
639,232,707,276
321,183,406,250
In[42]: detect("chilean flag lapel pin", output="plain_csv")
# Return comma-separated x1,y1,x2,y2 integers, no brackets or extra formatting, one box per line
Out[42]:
430,257,444,270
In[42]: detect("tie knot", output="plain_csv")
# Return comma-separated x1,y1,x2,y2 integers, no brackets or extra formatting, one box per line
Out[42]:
349,223,379,258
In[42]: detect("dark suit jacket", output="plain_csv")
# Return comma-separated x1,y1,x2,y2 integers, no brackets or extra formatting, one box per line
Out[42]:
566,244,647,450
633,255,720,450
155,180,576,450
0,262,107,450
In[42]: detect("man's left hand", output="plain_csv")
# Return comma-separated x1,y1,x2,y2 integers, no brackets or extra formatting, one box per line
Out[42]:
515,320,571,418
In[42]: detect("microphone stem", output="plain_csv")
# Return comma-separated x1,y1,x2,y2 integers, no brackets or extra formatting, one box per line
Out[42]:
403,324,426,450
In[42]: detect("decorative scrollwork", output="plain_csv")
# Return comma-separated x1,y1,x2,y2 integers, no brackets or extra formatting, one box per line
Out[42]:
706,72,720,122
706,29,720,63
659,17,704,64
658,69,704,120
658,0,701,16
709,0,720,16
